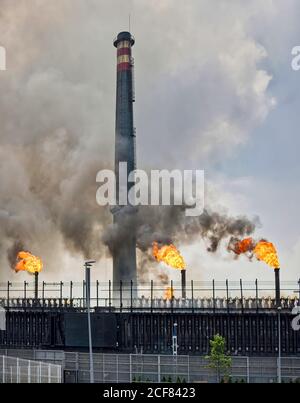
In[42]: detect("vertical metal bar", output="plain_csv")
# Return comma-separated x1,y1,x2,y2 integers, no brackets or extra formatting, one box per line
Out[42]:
171,280,174,312
42,281,45,300
34,272,38,300
120,281,123,311
28,359,30,384
130,280,133,312
109,280,112,311
158,355,161,383
150,280,153,313
3,356,5,384
277,307,282,383
60,281,63,300
213,279,216,313
70,281,73,301
7,281,10,309
96,280,99,307
191,280,194,313
116,354,119,384
181,270,186,299
247,357,250,384
129,354,132,383
24,281,27,299
83,280,85,304
240,279,244,312
85,264,94,384
39,362,42,384
226,279,229,313
255,279,259,311
16,358,19,383
275,268,281,308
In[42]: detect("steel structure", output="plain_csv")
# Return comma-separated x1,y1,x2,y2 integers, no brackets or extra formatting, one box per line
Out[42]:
0,296,299,356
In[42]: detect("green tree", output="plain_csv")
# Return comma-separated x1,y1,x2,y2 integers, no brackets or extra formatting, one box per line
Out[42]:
206,334,232,383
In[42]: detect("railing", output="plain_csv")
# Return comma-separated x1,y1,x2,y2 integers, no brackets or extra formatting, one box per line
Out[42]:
0,355,61,383
0,279,299,312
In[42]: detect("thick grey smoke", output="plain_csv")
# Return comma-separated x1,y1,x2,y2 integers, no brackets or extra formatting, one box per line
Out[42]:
103,205,259,282
7,241,25,270
0,1,274,281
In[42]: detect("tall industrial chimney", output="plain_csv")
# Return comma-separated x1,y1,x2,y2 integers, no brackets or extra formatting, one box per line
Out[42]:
112,32,137,299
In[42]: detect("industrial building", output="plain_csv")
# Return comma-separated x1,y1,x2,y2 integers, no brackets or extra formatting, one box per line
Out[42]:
0,32,299,383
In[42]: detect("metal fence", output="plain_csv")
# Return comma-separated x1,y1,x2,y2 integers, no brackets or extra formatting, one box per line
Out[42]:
62,353,300,384
2,349,299,383
0,279,299,312
0,355,62,383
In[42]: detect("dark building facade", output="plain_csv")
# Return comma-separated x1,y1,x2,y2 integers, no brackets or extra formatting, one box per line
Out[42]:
1,305,300,357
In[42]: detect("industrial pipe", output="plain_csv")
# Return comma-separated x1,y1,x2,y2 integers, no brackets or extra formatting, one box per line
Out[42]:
274,268,281,307
34,272,39,300
181,269,186,299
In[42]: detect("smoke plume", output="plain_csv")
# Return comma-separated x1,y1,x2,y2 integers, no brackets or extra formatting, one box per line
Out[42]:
0,1,273,281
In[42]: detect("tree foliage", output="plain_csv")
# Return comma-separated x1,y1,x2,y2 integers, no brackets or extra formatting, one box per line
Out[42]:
206,334,232,383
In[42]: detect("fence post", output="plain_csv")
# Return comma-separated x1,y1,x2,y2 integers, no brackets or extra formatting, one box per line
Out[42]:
226,279,229,313
16,358,20,383
247,357,250,384
96,280,99,307
255,279,259,311
131,280,133,312
24,281,27,299
7,281,10,309
120,281,123,311
213,279,216,312
109,280,112,311
191,280,194,313
158,355,161,383
240,279,244,312
83,280,86,308
150,280,153,313
28,359,30,384
39,362,42,383
70,281,73,300
129,354,132,383
171,280,174,313
60,282,63,300
42,281,45,300
2,356,5,383
116,354,119,384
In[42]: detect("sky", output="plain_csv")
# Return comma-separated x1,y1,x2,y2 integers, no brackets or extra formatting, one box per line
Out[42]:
0,0,299,289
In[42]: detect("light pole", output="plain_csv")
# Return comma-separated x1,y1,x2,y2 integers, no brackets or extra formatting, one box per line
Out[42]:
85,260,96,384
277,306,282,384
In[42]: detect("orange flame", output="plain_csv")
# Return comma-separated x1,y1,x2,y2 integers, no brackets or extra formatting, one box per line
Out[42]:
153,242,186,270
232,237,255,255
230,237,280,269
164,287,174,300
15,251,43,274
254,241,280,269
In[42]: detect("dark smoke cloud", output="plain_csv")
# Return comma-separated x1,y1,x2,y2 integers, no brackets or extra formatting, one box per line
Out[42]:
7,241,25,270
0,1,270,281
103,205,259,282
104,206,258,252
